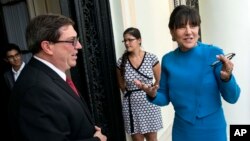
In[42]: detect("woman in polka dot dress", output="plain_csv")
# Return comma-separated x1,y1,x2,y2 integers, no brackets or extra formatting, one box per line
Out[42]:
116,27,163,141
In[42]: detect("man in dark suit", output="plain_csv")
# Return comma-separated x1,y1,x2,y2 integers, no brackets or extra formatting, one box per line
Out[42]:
8,14,107,141
3,43,25,139
3,43,25,91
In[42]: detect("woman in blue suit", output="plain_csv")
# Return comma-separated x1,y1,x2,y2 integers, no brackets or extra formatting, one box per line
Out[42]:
135,5,240,141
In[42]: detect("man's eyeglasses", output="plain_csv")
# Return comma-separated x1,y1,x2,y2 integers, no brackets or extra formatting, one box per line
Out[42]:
122,38,136,43
53,37,79,47
7,53,21,62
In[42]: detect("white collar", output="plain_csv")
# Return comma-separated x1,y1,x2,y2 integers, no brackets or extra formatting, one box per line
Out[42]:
33,56,66,81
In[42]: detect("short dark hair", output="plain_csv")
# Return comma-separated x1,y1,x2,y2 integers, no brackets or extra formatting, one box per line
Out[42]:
26,14,75,54
168,5,201,30
4,43,21,58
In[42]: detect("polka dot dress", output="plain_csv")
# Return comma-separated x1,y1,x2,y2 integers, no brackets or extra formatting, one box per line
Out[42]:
117,52,163,135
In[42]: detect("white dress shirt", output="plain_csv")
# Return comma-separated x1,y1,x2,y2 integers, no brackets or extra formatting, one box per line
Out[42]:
12,62,25,81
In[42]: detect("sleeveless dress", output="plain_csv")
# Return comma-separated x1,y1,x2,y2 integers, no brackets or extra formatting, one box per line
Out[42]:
117,52,163,135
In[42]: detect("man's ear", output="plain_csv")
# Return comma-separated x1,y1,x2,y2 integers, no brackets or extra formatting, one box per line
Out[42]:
40,41,53,55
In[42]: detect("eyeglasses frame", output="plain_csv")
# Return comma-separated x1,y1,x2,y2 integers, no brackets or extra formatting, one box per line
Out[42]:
210,53,236,67
7,53,21,62
122,38,137,43
53,37,79,47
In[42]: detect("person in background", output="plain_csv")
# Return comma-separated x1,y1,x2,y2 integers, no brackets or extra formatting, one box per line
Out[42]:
3,43,25,139
3,43,25,90
116,27,163,141
8,14,106,141
135,5,240,141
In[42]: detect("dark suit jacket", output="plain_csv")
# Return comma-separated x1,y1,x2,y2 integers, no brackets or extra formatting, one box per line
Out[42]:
3,69,15,90
8,58,100,141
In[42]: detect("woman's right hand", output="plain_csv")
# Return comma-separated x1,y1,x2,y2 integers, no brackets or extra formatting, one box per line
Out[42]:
134,79,158,98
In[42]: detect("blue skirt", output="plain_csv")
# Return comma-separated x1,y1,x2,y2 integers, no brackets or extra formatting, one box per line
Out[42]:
172,108,227,141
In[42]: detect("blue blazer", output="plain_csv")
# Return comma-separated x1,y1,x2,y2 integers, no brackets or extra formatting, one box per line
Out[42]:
149,42,241,123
